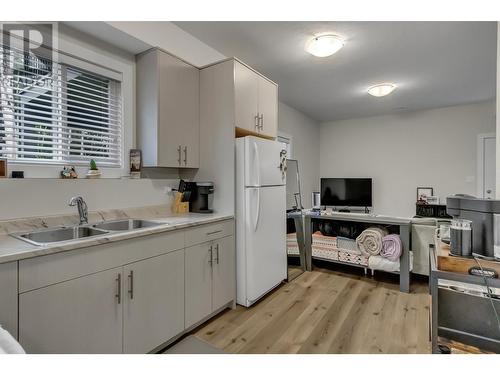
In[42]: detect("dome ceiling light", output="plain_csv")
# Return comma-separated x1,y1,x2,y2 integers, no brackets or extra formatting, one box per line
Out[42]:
305,34,345,57
367,83,397,97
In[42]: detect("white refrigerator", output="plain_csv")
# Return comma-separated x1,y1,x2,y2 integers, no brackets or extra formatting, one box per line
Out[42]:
236,136,287,307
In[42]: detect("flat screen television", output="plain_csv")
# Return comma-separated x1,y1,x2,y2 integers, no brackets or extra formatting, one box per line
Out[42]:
320,178,372,207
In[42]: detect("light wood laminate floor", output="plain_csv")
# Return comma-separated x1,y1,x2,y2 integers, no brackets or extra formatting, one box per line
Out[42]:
194,266,431,354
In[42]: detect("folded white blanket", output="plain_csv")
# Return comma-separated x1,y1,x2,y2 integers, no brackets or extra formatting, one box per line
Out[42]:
356,227,388,256
0,326,25,354
368,253,414,273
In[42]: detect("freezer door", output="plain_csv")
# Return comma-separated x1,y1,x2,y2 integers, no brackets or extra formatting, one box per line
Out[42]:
244,136,285,187
244,185,287,304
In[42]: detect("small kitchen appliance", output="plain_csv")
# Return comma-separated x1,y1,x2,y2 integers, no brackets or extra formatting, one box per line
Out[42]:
449,219,473,257
447,195,500,259
312,192,321,211
190,182,214,213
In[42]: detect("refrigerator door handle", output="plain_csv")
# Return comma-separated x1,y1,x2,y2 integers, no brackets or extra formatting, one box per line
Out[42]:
253,141,261,187
254,188,260,232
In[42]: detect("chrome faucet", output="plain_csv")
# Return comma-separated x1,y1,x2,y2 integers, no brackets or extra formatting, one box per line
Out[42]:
69,196,88,225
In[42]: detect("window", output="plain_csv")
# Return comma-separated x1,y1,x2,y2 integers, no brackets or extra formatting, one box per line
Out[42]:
0,43,122,167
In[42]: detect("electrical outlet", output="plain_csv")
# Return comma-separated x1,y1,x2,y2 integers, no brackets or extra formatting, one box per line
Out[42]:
465,176,475,183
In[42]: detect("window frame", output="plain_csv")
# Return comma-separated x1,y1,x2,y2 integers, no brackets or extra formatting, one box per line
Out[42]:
0,36,126,176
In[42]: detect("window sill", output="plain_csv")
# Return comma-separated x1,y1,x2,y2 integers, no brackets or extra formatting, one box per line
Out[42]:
5,162,126,179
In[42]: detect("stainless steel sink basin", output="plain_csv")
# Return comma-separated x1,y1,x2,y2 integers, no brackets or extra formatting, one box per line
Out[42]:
92,219,162,231
12,226,109,246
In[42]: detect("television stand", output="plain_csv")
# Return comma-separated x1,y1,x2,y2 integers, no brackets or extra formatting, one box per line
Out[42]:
304,213,411,293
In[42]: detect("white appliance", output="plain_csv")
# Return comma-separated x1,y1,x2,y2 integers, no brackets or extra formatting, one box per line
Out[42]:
236,136,287,307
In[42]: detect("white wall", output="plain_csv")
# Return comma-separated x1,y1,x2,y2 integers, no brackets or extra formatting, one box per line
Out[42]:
0,178,178,220
106,22,225,68
278,102,320,208
319,101,496,217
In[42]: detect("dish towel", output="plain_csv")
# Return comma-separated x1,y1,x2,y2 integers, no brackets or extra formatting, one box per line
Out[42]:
356,227,388,256
381,234,403,261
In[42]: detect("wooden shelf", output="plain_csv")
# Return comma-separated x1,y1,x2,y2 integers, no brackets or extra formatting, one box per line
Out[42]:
235,127,275,140
435,239,500,276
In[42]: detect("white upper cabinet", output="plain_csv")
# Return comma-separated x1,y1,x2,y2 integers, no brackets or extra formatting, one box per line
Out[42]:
257,75,278,139
137,48,200,168
234,60,278,139
235,61,260,133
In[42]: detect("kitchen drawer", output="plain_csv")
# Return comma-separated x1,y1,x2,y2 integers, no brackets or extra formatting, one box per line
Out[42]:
19,230,184,293
184,219,234,247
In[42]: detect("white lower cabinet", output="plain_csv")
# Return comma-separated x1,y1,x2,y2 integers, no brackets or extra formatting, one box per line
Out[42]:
212,236,236,311
16,219,234,353
19,266,123,354
185,242,213,328
185,235,235,329
0,261,18,339
123,250,184,353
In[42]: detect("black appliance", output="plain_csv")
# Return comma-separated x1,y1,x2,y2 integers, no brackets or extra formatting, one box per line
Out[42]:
447,195,500,259
190,182,214,213
320,178,372,208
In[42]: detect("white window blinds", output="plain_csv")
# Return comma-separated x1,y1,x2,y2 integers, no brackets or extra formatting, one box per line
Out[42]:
0,43,122,167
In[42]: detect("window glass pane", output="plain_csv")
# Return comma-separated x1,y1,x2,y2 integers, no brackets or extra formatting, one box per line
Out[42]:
0,44,122,167
66,68,111,159
17,93,55,159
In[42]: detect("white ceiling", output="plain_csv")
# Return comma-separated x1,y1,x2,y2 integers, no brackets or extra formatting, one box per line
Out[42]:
175,22,497,122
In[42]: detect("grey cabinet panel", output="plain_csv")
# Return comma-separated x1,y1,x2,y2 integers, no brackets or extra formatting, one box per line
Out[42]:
184,219,234,248
212,236,235,311
257,75,278,138
123,250,185,353
185,242,213,328
0,261,18,339
19,267,123,354
137,48,200,168
234,60,259,133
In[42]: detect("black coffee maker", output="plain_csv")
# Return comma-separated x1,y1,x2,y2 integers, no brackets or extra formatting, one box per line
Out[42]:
190,182,215,213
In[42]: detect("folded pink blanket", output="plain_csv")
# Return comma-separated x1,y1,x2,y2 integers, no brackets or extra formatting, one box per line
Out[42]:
381,234,402,261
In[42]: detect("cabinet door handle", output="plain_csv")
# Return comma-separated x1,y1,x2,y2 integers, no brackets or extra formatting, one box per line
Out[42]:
177,146,181,165
115,273,122,304
183,146,187,165
206,229,222,236
215,243,219,265
259,114,264,130
128,270,134,300
208,245,213,267
254,114,260,130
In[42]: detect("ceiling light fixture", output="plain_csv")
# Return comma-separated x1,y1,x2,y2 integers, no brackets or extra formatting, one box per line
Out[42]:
305,34,344,57
367,83,397,97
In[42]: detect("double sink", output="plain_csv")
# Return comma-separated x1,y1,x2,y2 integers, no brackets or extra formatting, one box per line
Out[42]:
12,219,164,246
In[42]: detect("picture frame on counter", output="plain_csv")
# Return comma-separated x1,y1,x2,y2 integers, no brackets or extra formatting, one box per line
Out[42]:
426,196,439,205
130,149,142,179
0,158,6,178
417,187,433,203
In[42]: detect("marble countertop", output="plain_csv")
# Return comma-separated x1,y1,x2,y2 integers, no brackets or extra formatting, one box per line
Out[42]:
0,207,233,264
